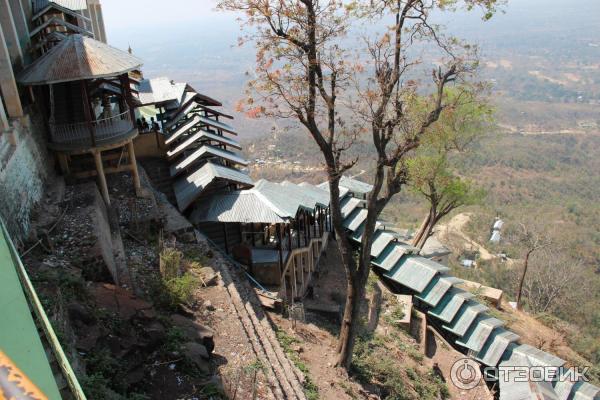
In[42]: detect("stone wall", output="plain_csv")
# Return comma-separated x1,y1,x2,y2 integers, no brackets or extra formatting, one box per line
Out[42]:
0,113,52,241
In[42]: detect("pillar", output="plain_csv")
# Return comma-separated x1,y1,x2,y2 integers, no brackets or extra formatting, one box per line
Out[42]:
93,150,111,205
0,0,23,67
8,0,29,64
57,153,70,175
0,20,23,118
127,140,141,194
0,93,8,131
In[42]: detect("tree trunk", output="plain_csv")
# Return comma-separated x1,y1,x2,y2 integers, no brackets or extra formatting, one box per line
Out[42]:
516,251,531,310
416,219,435,250
411,213,431,248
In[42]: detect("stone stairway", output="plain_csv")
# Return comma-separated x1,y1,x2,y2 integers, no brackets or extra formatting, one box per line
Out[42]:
196,231,308,400
139,157,176,204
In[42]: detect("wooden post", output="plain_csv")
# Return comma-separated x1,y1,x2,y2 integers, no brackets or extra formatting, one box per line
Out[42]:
119,73,136,125
287,225,292,251
313,209,317,238
277,224,284,274
296,220,301,249
80,80,96,146
223,223,229,254
127,140,141,194
57,153,70,176
93,150,110,205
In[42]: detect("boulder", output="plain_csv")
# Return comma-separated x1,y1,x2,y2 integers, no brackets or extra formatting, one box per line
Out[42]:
170,314,215,354
181,342,210,374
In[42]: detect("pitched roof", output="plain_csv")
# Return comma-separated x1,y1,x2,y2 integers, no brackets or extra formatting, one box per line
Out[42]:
173,162,254,212
18,35,142,85
190,191,286,224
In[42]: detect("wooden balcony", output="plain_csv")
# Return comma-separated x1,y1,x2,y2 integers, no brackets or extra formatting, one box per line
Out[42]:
48,109,138,153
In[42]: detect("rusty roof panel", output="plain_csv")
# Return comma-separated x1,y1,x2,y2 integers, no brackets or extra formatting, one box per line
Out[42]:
19,35,142,85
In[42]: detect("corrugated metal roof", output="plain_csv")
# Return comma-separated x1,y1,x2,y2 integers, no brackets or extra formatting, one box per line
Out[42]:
316,182,350,198
372,243,406,271
164,101,199,130
428,288,475,323
370,231,396,258
198,115,237,135
511,344,565,368
456,315,504,352
475,328,520,366
350,222,384,242
343,208,368,231
416,275,463,307
173,162,254,212
190,191,286,224
340,197,361,219
252,180,303,218
384,255,449,293
281,181,327,208
33,0,86,13
137,77,187,106
443,301,488,337
167,129,241,159
170,145,248,177
298,182,330,207
499,352,559,400
339,176,373,195
552,378,600,400
165,115,200,145
19,35,142,85
29,15,91,38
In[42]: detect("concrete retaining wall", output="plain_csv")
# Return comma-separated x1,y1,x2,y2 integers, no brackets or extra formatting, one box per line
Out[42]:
0,115,51,241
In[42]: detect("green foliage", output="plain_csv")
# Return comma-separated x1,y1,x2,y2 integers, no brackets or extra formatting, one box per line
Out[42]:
275,328,319,400
352,334,448,400
159,247,183,280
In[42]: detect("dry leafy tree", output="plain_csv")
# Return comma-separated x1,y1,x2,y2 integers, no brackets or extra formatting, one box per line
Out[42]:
408,89,491,250
219,0,500,368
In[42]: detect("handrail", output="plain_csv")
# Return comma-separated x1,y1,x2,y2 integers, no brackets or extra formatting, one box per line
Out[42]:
49,109,133,145
196,230,281,300
0,218,87,400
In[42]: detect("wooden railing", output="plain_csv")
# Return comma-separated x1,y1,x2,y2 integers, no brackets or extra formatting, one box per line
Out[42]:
49,109,133,147
280,232,329,302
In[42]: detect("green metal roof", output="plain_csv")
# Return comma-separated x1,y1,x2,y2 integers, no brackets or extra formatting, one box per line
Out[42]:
0,224,62,399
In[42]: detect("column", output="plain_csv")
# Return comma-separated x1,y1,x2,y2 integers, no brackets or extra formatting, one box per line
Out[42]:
0,19,23,118
127,140,141,194
8,0,29,64
0,0,23,67
93,150,111,205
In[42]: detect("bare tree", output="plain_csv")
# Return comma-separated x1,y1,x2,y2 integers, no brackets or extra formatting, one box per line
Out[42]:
522,250,586,315
506,218,554,310
220,0,499,369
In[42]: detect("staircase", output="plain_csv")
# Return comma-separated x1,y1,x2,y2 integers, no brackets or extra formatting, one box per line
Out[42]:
139,157,176,204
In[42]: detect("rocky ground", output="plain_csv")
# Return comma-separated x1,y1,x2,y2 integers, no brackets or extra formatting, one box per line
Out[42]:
20,171,294,399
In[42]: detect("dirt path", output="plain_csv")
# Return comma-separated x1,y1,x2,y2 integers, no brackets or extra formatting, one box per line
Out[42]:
437,213,496,261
